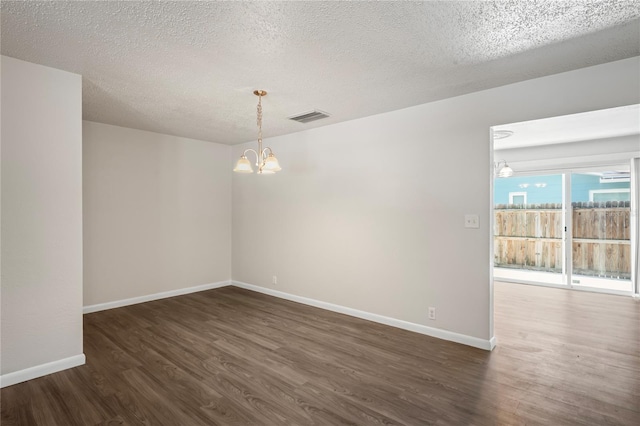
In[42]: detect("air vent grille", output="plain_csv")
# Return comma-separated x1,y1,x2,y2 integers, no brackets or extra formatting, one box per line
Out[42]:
288,110,331,124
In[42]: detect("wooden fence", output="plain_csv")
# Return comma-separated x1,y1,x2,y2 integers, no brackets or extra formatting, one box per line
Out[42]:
494,205,631,278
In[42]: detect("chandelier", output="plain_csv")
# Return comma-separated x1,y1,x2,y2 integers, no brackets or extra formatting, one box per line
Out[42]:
233,90,282,174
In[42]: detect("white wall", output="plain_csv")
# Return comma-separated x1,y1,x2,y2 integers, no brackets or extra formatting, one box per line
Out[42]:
1,56,84,384
232,57,640,347
83,121,231,307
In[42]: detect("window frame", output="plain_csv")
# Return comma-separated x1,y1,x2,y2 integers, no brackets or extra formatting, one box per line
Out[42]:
509,191,527,205
588,188,630,202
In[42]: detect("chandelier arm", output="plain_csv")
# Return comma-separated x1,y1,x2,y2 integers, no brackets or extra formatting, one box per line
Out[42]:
261,147,273,159
243,148,260,166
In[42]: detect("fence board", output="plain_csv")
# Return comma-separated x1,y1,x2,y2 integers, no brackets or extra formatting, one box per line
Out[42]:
494,206,631,278
572,208,630,240
494,237,563,272
494,209,563,238
572,239,631,278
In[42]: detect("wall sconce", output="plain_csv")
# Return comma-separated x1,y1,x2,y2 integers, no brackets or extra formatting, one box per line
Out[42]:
494,160,513,178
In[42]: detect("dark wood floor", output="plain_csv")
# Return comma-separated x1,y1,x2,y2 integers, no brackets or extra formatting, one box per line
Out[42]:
2,282,639,425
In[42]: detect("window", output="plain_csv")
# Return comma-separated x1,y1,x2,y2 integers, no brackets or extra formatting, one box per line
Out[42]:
509,191,527,205
589,189,630,202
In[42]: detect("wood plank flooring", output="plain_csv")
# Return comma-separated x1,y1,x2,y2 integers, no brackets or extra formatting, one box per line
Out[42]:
2,282,639,425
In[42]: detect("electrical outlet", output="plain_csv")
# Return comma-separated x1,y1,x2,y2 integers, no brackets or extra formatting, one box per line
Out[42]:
428,307,436,320
272,275,277,285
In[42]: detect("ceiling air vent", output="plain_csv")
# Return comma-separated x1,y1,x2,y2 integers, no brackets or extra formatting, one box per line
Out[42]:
288,110,331,124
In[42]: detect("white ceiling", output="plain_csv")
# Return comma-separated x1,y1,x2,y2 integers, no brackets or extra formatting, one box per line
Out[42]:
2,1,639,145
493,104,640,149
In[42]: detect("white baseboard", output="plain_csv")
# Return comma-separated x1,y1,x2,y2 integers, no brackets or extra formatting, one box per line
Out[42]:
0,354,86,388
82,279,494,350
232,281,495,351
488,336,497,349
7,279,492,389
83,280,231,314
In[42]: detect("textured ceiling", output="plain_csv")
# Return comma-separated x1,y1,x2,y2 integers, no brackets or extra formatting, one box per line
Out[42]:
2,1,639,145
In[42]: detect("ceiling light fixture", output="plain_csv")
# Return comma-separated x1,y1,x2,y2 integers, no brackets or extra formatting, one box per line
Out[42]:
494,160,514,178
233,90,281,175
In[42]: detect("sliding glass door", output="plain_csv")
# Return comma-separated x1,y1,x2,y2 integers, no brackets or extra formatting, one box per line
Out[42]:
494,165,634,294
570,170,632,292
494,173,565,286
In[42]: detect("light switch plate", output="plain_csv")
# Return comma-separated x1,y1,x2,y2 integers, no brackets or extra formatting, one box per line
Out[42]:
465,214,479,229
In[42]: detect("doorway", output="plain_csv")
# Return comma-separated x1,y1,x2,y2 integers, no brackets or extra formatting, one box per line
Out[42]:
491,104,640,297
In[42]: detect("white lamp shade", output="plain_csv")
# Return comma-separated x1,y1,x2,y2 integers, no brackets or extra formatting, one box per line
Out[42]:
262,153,282,172
233,156,253,173
498,165,514,178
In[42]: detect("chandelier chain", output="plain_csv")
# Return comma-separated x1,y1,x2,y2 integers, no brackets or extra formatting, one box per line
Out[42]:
257,95,263,143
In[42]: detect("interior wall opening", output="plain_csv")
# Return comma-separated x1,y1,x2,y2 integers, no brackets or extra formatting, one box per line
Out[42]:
490,104,640,299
